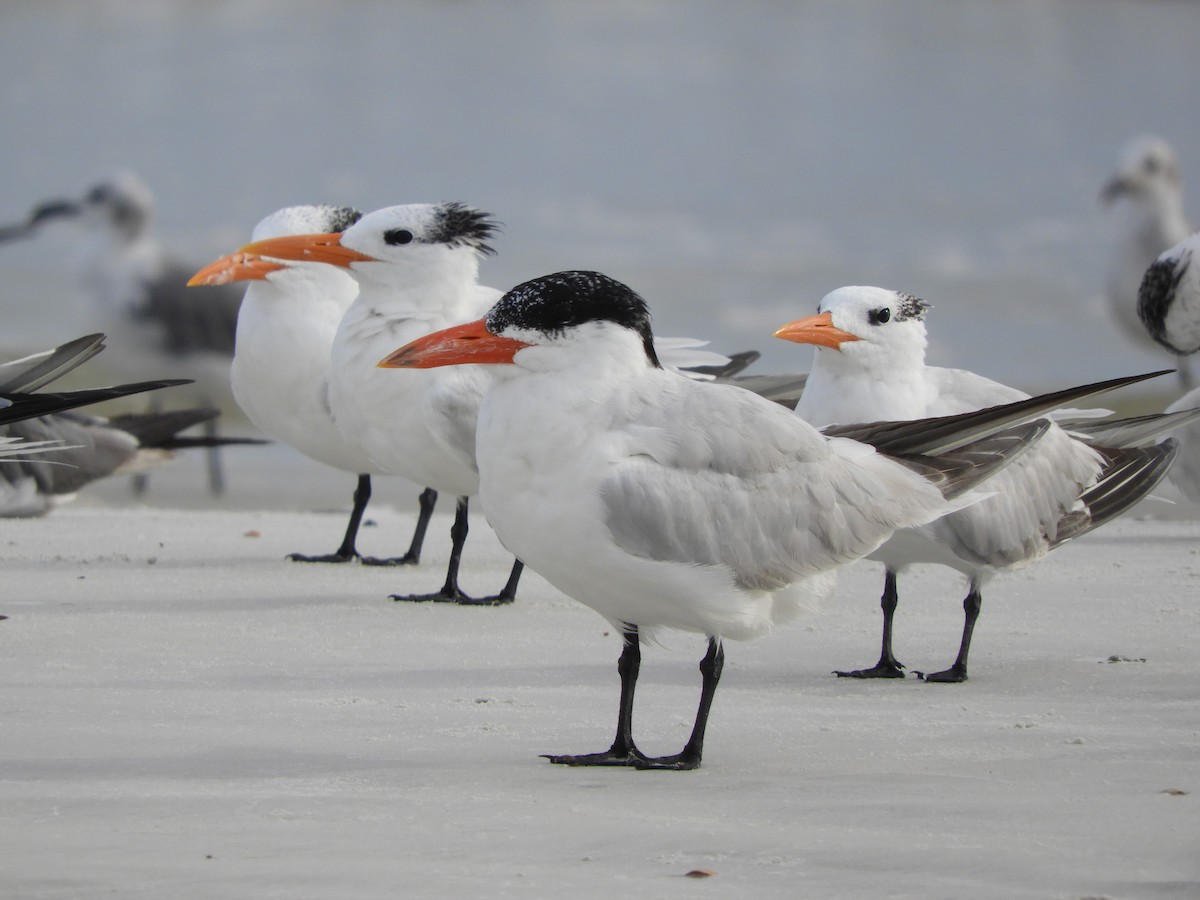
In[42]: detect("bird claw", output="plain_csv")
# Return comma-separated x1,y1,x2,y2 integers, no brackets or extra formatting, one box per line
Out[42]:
541,750,647,767
390,589,514,606
361,554,420,567
915,666,967,683
541,746,700,770
286,551,358,564
833,662,906,679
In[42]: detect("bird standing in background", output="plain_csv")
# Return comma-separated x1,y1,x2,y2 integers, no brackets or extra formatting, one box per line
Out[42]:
0,172,242,385
779,286,1179,682
239,203,524,605
189,205,438,565
234,203,755,603
1138,231,1200,357
0,172,245,493
1101,136,1194,386
1136,231,1200,505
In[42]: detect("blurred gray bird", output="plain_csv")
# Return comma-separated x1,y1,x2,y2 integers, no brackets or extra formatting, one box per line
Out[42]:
1138,231,1200,356
0,172,247,493
1101,136,1194,385
0,334,257,516
1,172,241,370
1136,228,1200,506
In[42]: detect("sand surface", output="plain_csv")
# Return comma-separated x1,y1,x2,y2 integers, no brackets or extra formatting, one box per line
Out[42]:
2,492,1197,899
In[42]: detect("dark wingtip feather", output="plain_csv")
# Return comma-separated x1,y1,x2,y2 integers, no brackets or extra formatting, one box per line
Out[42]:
894,420,1051,500
1050,439,1180,547
825,370,1174,457
0,379,194,425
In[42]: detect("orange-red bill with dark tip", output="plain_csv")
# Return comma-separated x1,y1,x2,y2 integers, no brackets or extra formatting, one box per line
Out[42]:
773,311,862,349
187,252,287,287
378,319,533,369
238,232,379,269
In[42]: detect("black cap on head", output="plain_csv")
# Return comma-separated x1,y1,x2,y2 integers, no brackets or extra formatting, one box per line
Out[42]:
487,271,661,367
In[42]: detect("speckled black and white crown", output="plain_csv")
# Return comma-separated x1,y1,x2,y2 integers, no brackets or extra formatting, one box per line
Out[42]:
253,205,362,241
321,205,364,233
894,292,930,322
428,202,499,256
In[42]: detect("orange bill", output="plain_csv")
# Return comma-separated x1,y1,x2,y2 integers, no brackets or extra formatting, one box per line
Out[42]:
187,252,287,287
773,311,861,349
378,319,533,369
238,232,379,268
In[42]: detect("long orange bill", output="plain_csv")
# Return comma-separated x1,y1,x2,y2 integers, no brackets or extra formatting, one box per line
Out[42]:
773,311,861,349
238,232,379,269
187,252,287,286
378,319,533,369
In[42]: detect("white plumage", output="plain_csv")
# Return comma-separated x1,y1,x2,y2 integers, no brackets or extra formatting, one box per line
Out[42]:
240,202,522,604
782,285,1178,681
379,270,1068,768
1101,136,1194,383
189,205,437,565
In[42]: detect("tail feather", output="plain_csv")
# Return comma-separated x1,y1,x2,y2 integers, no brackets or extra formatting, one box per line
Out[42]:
106,408,219,445
0,334,106,393
686,349,761,379
723,372,808,406
1060,406,1200,447
1051,440,1180,547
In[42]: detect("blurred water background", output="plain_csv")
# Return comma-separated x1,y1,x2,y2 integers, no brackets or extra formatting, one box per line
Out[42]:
0,0,1197,509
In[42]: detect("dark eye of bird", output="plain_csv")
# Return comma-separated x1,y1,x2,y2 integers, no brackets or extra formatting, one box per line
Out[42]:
384,229,414,246
868,307,891,325
1144,157,1160,175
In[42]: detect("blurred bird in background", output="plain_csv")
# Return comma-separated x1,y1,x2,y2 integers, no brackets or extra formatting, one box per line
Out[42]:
0,172,246,494
1101,136,1194,387
0,333,256,516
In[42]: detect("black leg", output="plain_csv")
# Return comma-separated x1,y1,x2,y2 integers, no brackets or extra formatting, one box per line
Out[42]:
362,486,438,566
545,632,723,771
544,627,649,766
203,413,225,496
390,497,516,605
403,486,438,562
289,473,371,564
494,559,524,602
835,568,907,679
918,580,981,683
131,393,161,497
635,637,724,770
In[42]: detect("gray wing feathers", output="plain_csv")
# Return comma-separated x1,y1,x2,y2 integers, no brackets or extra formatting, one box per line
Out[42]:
0,414,139,497
0,334,106,392
890,420,1050,499
1061,407,1200,447
721,372,809,407
1050,440,1179,547
599,376,984,591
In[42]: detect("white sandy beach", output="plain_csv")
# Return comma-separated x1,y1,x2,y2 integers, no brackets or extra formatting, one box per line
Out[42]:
2,469,1197,899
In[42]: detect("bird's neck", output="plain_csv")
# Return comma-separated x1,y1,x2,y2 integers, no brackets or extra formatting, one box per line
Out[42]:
797,348,928,426
1125,187,1190,247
